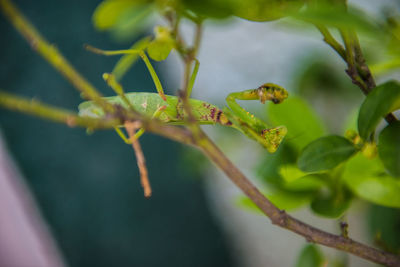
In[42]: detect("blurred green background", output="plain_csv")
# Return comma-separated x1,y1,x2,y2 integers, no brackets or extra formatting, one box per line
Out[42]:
0,0,233,266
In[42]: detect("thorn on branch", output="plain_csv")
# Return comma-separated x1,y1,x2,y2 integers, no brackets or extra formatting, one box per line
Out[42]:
272,209,289,227
305,235,315,243
340,221,349,239
66,116,76,127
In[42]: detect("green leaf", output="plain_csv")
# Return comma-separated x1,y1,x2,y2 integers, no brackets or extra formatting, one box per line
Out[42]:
110,4,154,40
343,154,400,208
93,0,154,40
183,0,304,21
285,175,326,192
371,58,400,76
233,0,304,22
268,96,325,151
378,121,400,177
358,81,400,140
267,190,313,211
93,0,136,30
291,4,382,38
296,244,324,267
257,143,297,185
146,26,175,61
237,196,263,215
298,135,358,172
237,190,312,213
182,0,234,19
279,164,307,183
311,188,352,218
93,0,150,30
368,205,400,252
279,165,326,191
147,39,174,61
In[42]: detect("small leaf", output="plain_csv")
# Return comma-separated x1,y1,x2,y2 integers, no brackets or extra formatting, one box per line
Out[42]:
292,4,382,38
285,174,326,192
110,4,154,40
267,190,313,211
368,205,400,252
237,197,263,214
237,190,312,213
279,164,307,183
378,121,400,177
358,81,400,140
93,0,138,30
311,188,352,218
296,244,324,267
257,143,298,185
343,154,400,208
147,39,174,61
268,96,325,151
371,58,400,76
146,27,175,61
93,0,154,40
279,165,326,191
182,0,234,19
298,135,358,172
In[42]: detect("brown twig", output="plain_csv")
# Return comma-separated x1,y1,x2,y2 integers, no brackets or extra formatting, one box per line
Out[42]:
316,25,397,124
197,134,400,267
315,25,346,61
125,121,152,198
340,221,349,239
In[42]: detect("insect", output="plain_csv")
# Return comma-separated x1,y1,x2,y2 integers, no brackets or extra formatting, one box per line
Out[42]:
78,46,288,153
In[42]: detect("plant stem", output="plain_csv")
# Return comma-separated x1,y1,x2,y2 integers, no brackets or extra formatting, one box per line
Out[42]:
0,91,120,129
315,25,346,60
197,134,400,267
2,92,400,267
0,0,114,113
317,26,397,123
173,17,204,138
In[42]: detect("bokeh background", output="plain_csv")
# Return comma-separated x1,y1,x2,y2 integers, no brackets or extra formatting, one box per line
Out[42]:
1,0,400,267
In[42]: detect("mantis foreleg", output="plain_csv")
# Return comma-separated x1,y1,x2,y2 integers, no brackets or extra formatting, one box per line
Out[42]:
111,37,151,82
102,73,135,111
225,83,289,152
86,45,172,143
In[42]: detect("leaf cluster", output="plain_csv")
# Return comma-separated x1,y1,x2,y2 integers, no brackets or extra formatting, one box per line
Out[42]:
254,81,400,221
93,0,400,222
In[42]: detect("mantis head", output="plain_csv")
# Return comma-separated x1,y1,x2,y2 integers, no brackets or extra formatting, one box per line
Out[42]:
258,83,288,104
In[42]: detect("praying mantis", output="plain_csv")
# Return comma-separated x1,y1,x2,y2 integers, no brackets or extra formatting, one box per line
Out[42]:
78,46,289,154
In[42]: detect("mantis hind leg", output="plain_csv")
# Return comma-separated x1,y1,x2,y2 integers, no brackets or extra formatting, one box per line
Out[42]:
224,84,289,152
86,45,171,143
85,45,167,101
111,37,151,82
187,59,199,98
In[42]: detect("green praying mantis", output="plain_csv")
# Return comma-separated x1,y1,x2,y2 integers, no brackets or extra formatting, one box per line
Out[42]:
78,45,289,153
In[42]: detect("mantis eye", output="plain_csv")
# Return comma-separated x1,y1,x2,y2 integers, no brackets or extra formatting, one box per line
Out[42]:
272,98,281,104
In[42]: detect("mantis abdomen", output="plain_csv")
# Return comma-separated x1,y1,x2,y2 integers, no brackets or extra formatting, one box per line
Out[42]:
78,92,231,126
